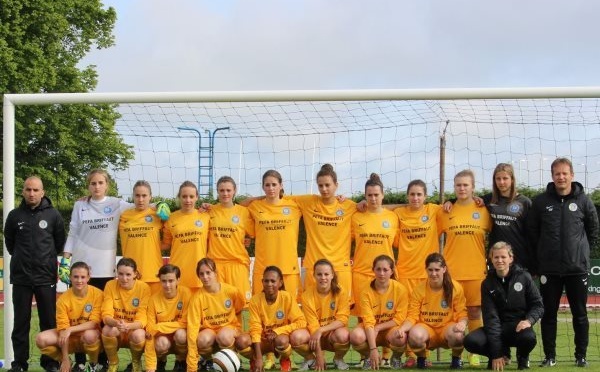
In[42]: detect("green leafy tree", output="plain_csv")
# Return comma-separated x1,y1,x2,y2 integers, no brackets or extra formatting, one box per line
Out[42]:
0,0,133,200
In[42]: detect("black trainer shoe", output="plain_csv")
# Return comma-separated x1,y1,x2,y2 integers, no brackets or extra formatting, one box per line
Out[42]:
539,358,556,367
576,357,588,368
450,356,463,369
517,356,530,370
9,362,27,372
173,360,187,372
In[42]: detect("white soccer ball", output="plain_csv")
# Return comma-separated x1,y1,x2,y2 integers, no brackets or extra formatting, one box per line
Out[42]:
213,349,241,372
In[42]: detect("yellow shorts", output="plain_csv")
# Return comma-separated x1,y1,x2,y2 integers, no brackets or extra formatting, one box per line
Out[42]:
215,261,252,304
412,323,454,349
457,279,482,307
352,272,373,311
396,278,427,294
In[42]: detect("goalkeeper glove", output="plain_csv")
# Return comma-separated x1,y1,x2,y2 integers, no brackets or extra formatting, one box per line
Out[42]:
58,256,71,285
156,201,171,221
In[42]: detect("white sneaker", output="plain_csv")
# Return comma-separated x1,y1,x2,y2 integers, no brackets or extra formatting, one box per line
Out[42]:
297,360,314,371
333,359,349,371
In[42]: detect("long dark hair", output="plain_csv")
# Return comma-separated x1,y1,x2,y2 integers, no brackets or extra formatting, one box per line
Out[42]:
263,266,285,291
491,163,516,204
370,255,396,290
425,253,453,306
196,257,217,278
313,258,341,296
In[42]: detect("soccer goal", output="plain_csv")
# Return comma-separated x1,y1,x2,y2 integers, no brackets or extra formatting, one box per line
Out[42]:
4,87,600,364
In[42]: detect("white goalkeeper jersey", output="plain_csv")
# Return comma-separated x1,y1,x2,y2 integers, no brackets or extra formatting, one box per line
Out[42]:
64,196,132,277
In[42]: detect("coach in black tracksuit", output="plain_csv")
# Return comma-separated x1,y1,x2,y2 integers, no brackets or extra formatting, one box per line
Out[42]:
528,158,599,368
464,241,544,370
3,177,65,372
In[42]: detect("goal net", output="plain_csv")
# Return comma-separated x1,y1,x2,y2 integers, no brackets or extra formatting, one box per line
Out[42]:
4,88,600,364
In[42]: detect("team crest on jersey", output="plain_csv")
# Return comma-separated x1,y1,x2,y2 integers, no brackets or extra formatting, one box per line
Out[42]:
282,207,290,215
386,300,393,310
382,220,390,228
104,206,113,214
232,215,240,224
330,301,336,310
421,215,429,223
39,220,48,229
569,203,578,212
225,299,232,308
472,212,480,219
177,301,183,310
276,310,284,319
441,300,449,309
336,209,344,217
195,220,203,227
508,203,521,214
513,282,523,292
145,215,153,223
132,298,140,307
85,303,93,313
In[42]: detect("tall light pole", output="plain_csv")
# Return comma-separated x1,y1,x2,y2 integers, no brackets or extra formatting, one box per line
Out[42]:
539,157,548,188
519,159,528,186
578,163,588,193
177,126,202,190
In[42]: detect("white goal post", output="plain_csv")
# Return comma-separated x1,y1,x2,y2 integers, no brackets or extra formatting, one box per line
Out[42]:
4,86,600,364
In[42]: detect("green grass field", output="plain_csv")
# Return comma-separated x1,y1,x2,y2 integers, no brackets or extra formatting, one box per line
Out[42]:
0,308,598,371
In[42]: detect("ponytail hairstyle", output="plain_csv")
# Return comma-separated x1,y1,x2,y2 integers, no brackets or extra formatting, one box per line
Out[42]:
365,173,384,194
407,179,427,195
133,180,152,195
263,266,285,291
262,170,284,198
217,176,237,200
425,253,453,306
370,254,396,289
491,163,516,204
196,257,217,278
316,163,337,183
117,257,142,280
86,169,111,202
178,180,199,197
157,264,181,279
313,258,341,296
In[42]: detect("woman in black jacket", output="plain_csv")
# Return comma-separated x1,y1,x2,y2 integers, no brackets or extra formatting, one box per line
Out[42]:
464,241,544,371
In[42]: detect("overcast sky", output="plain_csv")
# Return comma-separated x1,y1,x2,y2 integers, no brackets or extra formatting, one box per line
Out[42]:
80,0,600,197
84,0,600,92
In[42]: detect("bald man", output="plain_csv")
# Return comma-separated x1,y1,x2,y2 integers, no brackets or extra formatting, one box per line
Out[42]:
4,176,66,372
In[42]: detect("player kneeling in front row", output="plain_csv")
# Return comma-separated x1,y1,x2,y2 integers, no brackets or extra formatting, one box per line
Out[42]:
238,266,310,372
187,258,247,372
397,253,468,369
349,255,408,370
102,258,151,372
299,259,351,371
36,262,104,372
146,264,191,372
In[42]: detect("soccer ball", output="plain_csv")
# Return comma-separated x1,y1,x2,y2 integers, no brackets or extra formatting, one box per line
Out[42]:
212,349,241,372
